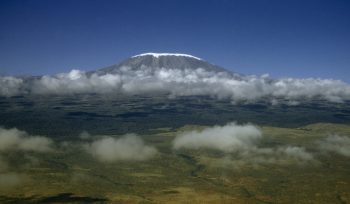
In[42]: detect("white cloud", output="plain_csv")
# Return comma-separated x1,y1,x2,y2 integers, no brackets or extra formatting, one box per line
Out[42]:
173,122,262,152
1,67,350,104
0,76,24,97
0,127,53,152
277,146,314,161
30,70,122,95
173,123,314,166
0,128,53,189
317,135,350,157
85,134,157,162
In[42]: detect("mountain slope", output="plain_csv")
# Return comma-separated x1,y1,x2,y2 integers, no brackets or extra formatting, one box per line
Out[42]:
93,53,231,75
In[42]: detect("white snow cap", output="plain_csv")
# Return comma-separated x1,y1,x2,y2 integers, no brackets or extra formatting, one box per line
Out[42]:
132,53,202,60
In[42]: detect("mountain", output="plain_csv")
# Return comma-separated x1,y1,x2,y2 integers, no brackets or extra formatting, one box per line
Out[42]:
92,53,232,75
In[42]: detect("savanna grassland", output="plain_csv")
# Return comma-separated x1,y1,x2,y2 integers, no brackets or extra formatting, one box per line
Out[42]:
0,95,350,203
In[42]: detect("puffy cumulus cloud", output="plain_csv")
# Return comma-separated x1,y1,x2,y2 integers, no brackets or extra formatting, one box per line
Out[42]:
173,123,314,166
317,135,350,157
1,67,350,104
30,70,123,95
276,146,313,161
0,127,53,152
0,76,24,97
173,123,262,152
0,127,53,189
85,134,157,162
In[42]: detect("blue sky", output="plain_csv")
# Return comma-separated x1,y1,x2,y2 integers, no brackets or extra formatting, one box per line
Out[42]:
0,0,349,81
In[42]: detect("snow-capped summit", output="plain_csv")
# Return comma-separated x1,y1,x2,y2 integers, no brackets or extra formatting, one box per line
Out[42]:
132,53,202,60
93,52,232,75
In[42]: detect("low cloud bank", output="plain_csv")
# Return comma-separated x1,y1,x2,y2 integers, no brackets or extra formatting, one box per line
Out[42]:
85,134,157,162
0,127,53,189
1,67,350,104
173,123,314,166
0,127,53,152
317,135,350,157
0,76,24,97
